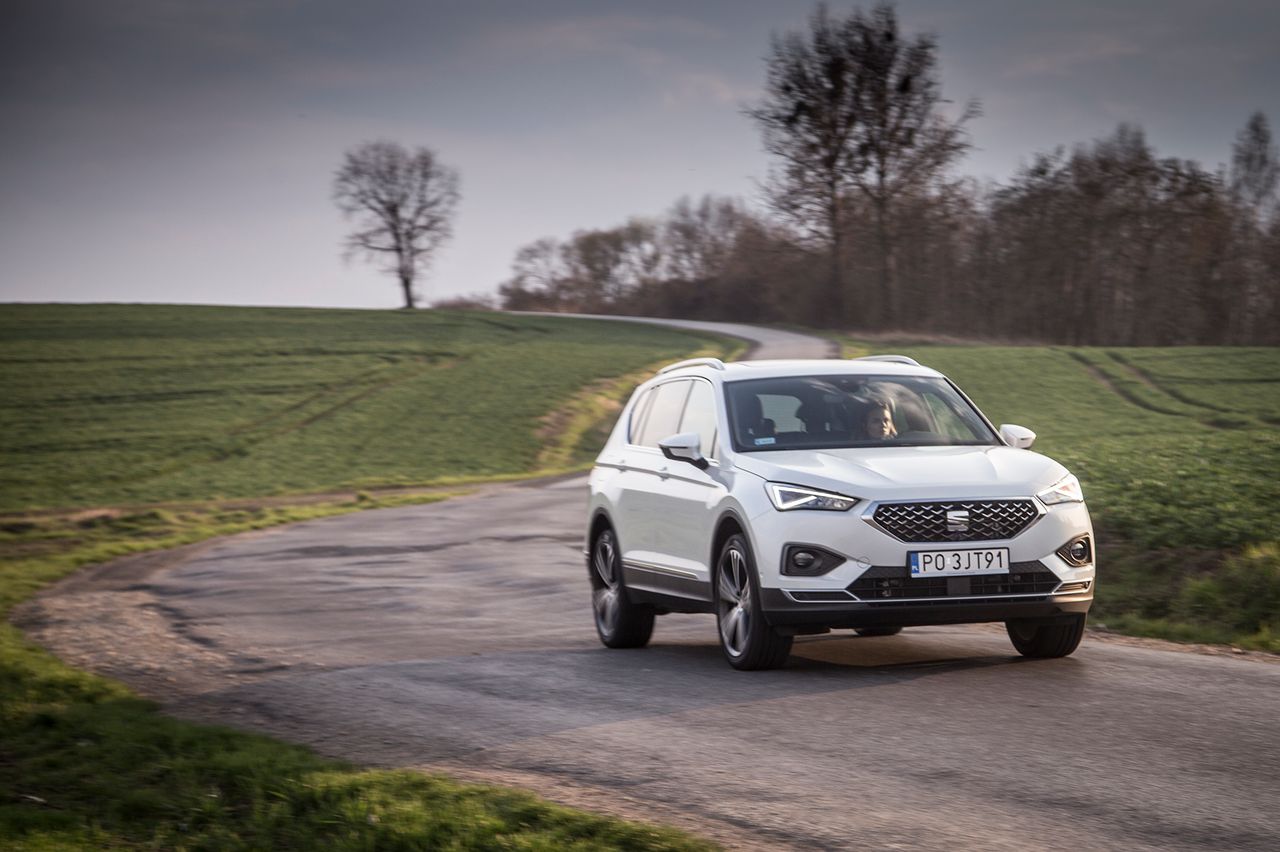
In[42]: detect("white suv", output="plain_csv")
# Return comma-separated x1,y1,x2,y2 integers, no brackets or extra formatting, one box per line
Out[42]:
585,356,1095,670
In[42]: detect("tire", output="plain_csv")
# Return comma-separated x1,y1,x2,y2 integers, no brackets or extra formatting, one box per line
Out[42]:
589,527,654,649
1006,614,1086,658
714,533,792,670
854,626,903,637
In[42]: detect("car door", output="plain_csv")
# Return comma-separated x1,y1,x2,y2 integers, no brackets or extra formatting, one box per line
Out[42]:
619,377,723,604
613,378,690,580
656,378,726,589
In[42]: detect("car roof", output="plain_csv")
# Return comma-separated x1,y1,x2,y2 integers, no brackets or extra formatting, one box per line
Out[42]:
655,357,944,383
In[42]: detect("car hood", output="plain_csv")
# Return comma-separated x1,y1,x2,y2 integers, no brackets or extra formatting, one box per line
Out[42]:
731,445,1068,502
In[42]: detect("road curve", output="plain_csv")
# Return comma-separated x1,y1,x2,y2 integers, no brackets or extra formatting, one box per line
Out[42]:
509,311,839,360
18,319,1280,851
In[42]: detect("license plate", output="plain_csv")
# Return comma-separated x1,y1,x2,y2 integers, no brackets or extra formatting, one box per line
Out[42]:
909,547,1010,577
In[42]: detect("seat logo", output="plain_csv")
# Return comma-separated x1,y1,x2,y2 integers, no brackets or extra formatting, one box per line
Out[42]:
946,509,970,532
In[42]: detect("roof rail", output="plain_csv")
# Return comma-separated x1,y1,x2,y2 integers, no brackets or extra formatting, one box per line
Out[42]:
658,357,727,375
852,354,921,366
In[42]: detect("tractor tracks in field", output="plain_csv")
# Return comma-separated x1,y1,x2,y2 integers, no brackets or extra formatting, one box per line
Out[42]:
104,354,462,489
1102,352,1233,413
229,352,459,441
1064,349,1256,430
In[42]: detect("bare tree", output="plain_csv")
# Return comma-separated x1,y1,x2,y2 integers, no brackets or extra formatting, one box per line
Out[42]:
1229,112,1280,340
663,195,747,283
332,140,460,309
747,2,975,325
746,5,863,321
846,5,978,325
1231,112,1279,221
498,118,1276,345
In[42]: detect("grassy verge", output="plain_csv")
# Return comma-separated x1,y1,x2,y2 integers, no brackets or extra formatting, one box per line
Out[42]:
840,337,1280,652
1,306,729,850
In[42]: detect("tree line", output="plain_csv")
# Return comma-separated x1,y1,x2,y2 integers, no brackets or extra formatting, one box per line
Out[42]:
499,4,1279,345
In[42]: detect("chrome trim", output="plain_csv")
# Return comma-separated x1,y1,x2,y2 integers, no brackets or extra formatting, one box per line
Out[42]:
860,497,1047,543
854,590,1066,604
781,586,1092,604
1055,533,1094,567
781,589,857,603
623,558,700,580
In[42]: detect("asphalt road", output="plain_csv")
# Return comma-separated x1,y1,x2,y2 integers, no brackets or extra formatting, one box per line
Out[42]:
19,320,1280,850
509,311,840,360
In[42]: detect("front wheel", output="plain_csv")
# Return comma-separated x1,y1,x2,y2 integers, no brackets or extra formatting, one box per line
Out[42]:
714,534,792,670
1006,614,1086,658
590,528,654,649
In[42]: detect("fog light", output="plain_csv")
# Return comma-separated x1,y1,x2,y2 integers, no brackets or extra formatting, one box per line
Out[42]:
781,544,845,576
1056,535,1093,567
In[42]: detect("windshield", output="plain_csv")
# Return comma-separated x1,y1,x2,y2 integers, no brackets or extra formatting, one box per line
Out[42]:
725,374,999,451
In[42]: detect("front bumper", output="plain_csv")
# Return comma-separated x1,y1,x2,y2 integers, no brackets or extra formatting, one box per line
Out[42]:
760,587,1093,630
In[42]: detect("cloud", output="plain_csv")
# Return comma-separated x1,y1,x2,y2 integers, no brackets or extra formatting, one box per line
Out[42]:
1003,32,1144,78
478,13,750,108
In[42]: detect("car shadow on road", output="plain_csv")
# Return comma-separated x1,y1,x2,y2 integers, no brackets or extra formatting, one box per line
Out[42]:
168,635,1059,765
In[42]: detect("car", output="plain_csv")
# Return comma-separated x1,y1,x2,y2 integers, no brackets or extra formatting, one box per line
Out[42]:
584,355,1095,669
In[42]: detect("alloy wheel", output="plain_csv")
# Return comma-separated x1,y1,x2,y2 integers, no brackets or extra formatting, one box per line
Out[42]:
592,531,620,633
717,544,752,657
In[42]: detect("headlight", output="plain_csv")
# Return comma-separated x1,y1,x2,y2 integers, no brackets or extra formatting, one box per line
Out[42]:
766,482,857,512
1038,474,1084,505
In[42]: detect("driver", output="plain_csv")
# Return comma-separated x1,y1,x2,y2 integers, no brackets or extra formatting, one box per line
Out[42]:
862,399,898,441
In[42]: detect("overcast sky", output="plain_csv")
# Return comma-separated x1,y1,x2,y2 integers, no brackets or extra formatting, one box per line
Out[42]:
2,0,1277,309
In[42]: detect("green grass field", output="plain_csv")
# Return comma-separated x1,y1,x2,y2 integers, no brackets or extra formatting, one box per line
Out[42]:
844,339,1280,651
1,305,728,851
0,305,731,510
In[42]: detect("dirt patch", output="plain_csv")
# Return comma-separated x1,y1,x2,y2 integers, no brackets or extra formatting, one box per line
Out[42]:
10,535,298,700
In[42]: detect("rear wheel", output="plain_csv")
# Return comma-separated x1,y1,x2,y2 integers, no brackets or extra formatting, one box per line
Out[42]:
1006,614,1086,658
590,528,654,649
854,626,902,637
714,534,792,670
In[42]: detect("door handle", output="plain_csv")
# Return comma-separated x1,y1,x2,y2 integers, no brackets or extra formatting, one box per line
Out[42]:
658,466,670,478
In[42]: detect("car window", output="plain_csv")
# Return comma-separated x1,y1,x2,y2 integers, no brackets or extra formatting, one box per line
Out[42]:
679,379,719,458
635,380,691,447
725,374,998,451
628,387,655,444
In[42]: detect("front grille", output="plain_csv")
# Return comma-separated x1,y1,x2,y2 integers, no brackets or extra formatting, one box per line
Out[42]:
847,562,1059,601
872,499,1038,542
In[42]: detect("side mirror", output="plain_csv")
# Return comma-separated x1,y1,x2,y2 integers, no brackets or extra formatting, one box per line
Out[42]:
658,432,709,470
999,423,1036,449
